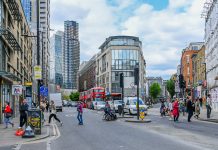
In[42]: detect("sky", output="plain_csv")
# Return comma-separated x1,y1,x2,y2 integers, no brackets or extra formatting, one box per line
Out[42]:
50,0,205,79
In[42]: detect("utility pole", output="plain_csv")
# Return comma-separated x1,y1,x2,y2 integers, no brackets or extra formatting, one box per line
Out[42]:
134,63,139,120
37,0,40,106
120,73,124,117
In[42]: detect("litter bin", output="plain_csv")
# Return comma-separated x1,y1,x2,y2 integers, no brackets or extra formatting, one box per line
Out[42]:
118,105,123,116
27,109,41,134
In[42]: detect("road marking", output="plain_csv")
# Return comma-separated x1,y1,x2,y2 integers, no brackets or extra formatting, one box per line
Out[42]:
14,143,22,150
46,140,51,150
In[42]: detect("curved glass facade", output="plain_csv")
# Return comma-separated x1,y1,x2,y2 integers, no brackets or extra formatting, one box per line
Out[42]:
112,49,139,70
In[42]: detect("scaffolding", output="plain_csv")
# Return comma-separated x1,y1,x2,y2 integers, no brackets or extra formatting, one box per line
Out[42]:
0,27,22,51
5,0,23,21
201,0,216,20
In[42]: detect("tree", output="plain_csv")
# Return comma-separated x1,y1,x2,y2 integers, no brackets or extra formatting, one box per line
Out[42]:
69,92,80,101
149,82,161,103
167,79,175,98
62,94,70,100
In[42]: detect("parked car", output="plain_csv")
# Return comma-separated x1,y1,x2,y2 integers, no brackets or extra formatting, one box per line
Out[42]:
108,100,123,112
123,97,148,115
62,100,68,107
94,101,106,110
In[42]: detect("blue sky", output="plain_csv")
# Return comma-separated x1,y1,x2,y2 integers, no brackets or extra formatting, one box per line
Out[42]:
51,0,205,80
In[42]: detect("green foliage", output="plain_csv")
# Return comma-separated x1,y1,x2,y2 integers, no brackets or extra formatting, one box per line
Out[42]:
69,92,80,101
62,94,70,100
149,82,161,102
166,79,175,98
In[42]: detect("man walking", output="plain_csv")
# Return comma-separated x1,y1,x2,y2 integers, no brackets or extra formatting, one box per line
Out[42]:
48,100,63,126
187,97,194,122
206,94,212,118
77,101,83,125
20,99,28,128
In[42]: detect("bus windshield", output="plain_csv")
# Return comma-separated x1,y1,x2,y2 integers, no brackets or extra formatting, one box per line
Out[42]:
94,89,104,92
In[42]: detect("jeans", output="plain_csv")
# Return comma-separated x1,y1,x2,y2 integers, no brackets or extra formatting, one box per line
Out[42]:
49,114,61,123
188,111,193,122
77,112,83,125
4,117,13,127
20,114,27,128
206,105,211,119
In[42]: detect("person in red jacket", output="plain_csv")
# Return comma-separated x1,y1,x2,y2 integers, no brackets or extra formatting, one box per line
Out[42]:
4,102,14,128
172,99,179,122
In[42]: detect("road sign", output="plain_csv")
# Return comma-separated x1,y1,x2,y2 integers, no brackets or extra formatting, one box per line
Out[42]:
34,66,42,80
12,85,23,95
44,87,48,97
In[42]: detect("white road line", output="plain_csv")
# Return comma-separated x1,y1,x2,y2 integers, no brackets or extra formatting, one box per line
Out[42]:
14,143,22,150
46,140,51,150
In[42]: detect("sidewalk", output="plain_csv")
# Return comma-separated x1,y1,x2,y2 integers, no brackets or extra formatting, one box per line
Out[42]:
198,108,218,123
0,112,51,147
148,104,218,123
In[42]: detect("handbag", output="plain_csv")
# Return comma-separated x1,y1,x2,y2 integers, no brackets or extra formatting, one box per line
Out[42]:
5,112,12,118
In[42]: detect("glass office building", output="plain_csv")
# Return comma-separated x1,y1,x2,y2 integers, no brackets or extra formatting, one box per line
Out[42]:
96,36,146,97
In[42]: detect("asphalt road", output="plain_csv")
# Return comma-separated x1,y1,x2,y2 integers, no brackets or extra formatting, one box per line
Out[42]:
5,106,218,150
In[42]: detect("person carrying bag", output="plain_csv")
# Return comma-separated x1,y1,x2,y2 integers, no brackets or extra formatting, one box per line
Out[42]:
4,102,14,128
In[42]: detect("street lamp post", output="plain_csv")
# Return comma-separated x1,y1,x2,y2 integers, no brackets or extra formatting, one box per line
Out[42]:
37,0,41,106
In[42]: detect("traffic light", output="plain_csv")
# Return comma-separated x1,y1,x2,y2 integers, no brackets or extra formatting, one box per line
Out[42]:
134,67,139,85
120,73,124,88
179,74,184,88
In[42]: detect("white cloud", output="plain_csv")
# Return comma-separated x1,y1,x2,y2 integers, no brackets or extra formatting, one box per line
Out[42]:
50,0,119,58
121,0,205,78
51,0,205,79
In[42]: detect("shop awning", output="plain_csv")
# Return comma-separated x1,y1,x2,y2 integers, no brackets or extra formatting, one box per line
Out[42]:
0,71,21,81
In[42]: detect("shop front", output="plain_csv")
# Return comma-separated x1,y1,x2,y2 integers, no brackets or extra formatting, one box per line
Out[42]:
0,72,21,123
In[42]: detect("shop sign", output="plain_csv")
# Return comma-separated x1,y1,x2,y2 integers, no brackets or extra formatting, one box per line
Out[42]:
12,85,23,95
34,66,42,80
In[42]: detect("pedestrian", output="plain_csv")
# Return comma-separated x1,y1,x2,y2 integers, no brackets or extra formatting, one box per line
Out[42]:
206,94,212,118
194,98,200,119
19,99,29,128
172,99,179,122
187,97,194,122
199,98,203,109
46,100,50,112
168,99,173,120
77,101,83,125
3,102,14,128
160,101,166,117
48,100,63,125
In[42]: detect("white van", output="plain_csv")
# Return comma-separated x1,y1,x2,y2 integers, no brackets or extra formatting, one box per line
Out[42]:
124,97,148,115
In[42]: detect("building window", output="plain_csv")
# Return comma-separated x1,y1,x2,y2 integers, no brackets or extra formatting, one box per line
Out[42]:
187,67,190,75
186,55,190,63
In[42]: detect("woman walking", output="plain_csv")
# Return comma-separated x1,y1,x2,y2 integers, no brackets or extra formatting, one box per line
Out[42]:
4,102,14,128
194,98,200,119
49,100,63,126
172,99,179,122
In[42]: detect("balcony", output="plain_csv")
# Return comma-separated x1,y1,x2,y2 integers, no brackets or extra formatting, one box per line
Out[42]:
0,27,22,52
6,0,23,21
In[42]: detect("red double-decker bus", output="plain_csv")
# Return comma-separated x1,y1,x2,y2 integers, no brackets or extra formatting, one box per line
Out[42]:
79,87,105,108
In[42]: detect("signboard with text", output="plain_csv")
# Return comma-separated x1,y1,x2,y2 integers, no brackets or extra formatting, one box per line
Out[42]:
34,66,42,80
12,85,23,95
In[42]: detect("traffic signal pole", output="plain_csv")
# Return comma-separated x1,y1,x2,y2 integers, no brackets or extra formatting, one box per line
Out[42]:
120,73,124,117
134,63,139,120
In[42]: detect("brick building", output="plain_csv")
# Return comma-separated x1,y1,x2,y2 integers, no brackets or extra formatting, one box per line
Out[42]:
181,42,204,97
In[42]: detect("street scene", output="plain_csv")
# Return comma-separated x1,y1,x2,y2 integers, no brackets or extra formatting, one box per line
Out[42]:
1,0,218,150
